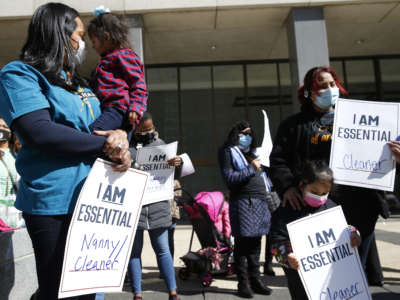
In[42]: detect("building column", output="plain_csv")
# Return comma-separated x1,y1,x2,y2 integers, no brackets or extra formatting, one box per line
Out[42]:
125,14,144,62
286,7,329,112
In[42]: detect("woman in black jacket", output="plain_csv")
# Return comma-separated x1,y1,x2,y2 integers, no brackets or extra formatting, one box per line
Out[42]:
269,66,386,273
218,121,272,298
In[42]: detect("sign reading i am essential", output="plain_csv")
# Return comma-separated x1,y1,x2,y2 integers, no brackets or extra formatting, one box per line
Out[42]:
59,159,148,298
287,206,371,300
330,98,400,191
136,141,177,205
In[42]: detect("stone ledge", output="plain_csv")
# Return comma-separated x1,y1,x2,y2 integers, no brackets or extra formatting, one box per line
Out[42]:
0,228,33,266
0,228,37,300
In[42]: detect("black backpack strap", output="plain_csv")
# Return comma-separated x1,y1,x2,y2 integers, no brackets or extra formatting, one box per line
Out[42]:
217,198,225,217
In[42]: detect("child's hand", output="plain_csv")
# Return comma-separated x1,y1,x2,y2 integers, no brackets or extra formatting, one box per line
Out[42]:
128,111,139,125
287,253,300,270
250,158,262,171
350,231,361,248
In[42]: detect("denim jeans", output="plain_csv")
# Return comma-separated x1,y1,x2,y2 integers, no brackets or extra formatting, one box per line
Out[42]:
168,221,177,259
129,227,177,294
94,293,104,300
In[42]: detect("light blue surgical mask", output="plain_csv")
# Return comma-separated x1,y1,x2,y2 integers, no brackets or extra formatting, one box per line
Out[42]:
315,87,339,110
238,134,252,151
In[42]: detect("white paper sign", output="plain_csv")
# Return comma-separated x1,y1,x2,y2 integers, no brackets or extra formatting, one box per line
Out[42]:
179,153,195,177
136,141,177,205
287,206,371,300
255,109,273,167
58,159,148,298
330,98,399,191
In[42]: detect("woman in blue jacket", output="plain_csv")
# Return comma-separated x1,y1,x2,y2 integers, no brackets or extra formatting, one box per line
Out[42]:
218,121,272,299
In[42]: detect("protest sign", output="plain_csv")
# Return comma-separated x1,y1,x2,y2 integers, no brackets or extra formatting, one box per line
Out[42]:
255,109,273,167
59,159,148,298
287,206,371,300
136,141,178,205
330,98,399,191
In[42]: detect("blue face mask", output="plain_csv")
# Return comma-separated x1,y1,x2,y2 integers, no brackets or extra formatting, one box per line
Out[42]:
238,134,252,150
315,87,339,110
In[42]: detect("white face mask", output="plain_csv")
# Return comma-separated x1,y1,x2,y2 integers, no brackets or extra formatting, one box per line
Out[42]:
74,39,87,65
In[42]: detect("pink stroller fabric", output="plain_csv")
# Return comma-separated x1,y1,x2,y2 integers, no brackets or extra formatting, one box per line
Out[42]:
194,191,231,238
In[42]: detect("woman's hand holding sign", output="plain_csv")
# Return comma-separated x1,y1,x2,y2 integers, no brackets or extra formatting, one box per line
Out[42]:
387,138,400,164
94,129,131,172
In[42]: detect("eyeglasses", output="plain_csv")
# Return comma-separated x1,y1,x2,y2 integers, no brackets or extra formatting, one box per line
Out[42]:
239,132,251,136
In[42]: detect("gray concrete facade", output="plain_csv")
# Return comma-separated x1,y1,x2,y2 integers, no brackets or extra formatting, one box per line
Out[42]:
287,7,330,112
125,15,145,63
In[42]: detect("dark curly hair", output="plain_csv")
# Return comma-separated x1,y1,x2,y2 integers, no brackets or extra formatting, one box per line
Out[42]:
88,13,130,51
224,120,257,151
300,160,333,186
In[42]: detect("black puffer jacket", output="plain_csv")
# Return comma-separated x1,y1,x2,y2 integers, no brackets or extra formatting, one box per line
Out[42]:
269,103,334,196
269,103,386,236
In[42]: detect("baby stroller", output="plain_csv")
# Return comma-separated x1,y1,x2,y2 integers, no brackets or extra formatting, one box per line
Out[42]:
177,190,234,287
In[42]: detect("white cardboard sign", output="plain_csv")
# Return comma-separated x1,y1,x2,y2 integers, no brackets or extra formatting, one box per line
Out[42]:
58,159,148,298
136,141,177,205
330,98,399,191
287,206,371,300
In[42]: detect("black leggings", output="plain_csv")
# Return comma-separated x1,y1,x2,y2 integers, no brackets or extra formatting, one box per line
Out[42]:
234,236,262,281
283,267,308,300
23,213,95,300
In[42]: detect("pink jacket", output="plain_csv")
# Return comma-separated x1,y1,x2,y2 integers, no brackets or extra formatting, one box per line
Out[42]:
194,191,231,238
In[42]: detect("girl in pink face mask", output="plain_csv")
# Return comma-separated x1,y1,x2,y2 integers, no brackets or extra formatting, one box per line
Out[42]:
300,161,333,208
270,161,361,300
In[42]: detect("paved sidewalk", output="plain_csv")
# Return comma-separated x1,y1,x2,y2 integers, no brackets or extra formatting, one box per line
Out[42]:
105,215,400,300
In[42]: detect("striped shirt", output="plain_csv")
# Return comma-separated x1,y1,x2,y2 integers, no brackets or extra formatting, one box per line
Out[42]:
91,48,148,124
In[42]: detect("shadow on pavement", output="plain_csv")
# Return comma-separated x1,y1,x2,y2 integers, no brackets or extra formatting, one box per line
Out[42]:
372,292,400,299
383,267,400,273
375,229,400,246
123,266,289,298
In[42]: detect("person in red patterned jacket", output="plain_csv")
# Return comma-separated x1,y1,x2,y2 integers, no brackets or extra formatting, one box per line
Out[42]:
88,9,148,132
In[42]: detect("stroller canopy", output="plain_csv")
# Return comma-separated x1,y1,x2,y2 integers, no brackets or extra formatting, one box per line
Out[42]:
194,191,225,223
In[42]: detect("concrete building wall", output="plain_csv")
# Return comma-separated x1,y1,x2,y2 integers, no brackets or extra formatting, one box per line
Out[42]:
2,0,398,18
